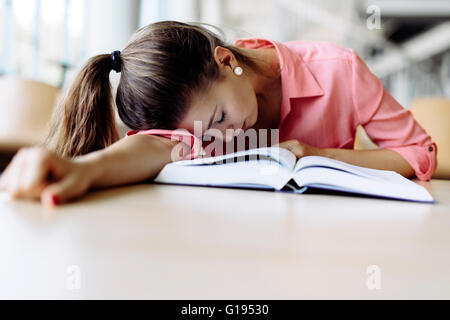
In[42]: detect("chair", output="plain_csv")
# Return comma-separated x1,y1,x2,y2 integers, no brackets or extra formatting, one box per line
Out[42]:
353,125,378,151
410,98,450,179
354,97,450,179
0,77,60,169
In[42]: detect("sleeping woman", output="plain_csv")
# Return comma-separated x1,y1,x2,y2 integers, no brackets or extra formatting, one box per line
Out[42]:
0,21,437,207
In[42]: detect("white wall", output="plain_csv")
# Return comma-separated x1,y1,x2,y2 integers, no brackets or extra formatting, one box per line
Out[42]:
85,0,140,57
140,0,201,27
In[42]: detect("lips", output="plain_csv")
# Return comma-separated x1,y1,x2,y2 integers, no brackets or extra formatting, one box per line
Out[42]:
242,121,247,131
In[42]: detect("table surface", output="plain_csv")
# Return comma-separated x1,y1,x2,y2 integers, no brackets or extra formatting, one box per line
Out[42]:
1,179,449,299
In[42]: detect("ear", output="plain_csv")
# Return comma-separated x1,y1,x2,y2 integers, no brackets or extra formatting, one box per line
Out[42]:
213,46,237,73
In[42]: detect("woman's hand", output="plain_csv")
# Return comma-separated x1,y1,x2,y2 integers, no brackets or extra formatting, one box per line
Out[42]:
0,147,97,208
273,139,322,159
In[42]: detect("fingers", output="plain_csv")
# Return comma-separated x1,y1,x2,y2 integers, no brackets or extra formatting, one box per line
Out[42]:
273,140,306,158
0,147,67,201
1,146,93,208
5,149,29,199
41,170,89,207
20,149,57,199
273,139,299,149
170,141,193,162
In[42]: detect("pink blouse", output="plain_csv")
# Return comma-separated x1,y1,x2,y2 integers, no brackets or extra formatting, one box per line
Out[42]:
127,37,437,181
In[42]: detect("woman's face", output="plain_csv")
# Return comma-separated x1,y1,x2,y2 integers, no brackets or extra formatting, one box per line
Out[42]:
177,47,259,143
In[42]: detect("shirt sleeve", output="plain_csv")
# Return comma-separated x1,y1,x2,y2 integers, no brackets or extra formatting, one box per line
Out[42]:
349,49,437,181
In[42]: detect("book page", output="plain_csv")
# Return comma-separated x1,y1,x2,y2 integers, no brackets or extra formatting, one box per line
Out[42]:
293,167,433,202
293,157,434,202
154,158,293,191
295,156,400,181
172,147,297,170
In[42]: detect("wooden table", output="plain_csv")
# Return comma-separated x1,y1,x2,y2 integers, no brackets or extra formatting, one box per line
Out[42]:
1,180,449,299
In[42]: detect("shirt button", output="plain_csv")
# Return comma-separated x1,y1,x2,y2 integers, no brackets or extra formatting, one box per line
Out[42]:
429,146,434,152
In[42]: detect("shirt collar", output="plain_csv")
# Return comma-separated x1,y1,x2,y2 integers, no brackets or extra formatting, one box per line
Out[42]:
234,37,324,125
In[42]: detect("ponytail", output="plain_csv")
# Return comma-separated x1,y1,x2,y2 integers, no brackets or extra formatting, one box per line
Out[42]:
45,54,119,158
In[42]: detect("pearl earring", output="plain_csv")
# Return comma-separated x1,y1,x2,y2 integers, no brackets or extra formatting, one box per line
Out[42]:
234,66,243,76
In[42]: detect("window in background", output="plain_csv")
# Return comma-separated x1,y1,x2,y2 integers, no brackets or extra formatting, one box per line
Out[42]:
0,1,4,75
0,0,13,75
40,0,86,87
0,0,86,87
12,0,38,78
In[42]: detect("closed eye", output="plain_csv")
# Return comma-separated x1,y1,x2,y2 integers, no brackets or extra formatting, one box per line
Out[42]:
217,111,226,124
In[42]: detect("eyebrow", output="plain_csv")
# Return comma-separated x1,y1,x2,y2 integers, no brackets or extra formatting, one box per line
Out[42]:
207,104,218,131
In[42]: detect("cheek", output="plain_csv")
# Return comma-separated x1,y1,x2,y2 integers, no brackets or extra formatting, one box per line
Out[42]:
231,80,257,116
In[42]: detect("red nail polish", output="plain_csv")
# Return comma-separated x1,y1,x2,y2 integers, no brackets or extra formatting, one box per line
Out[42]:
51,195,60,206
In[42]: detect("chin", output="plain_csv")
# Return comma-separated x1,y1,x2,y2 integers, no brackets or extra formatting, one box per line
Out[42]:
250,110,258,128
253,100,259,123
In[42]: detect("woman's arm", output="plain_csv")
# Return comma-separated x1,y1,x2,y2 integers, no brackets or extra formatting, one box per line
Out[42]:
0,134,183,207
317,147,415,178
77,134,181,188
348,49,437,180
275,139,416,179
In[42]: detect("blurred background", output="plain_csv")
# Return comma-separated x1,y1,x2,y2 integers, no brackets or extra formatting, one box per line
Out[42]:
0,0,449,176
1,0,449,102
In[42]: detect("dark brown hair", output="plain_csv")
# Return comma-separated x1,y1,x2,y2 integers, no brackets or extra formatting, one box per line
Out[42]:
45,21,265,158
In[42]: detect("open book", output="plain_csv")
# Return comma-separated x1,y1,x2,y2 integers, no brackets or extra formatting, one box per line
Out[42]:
153,147,434,203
